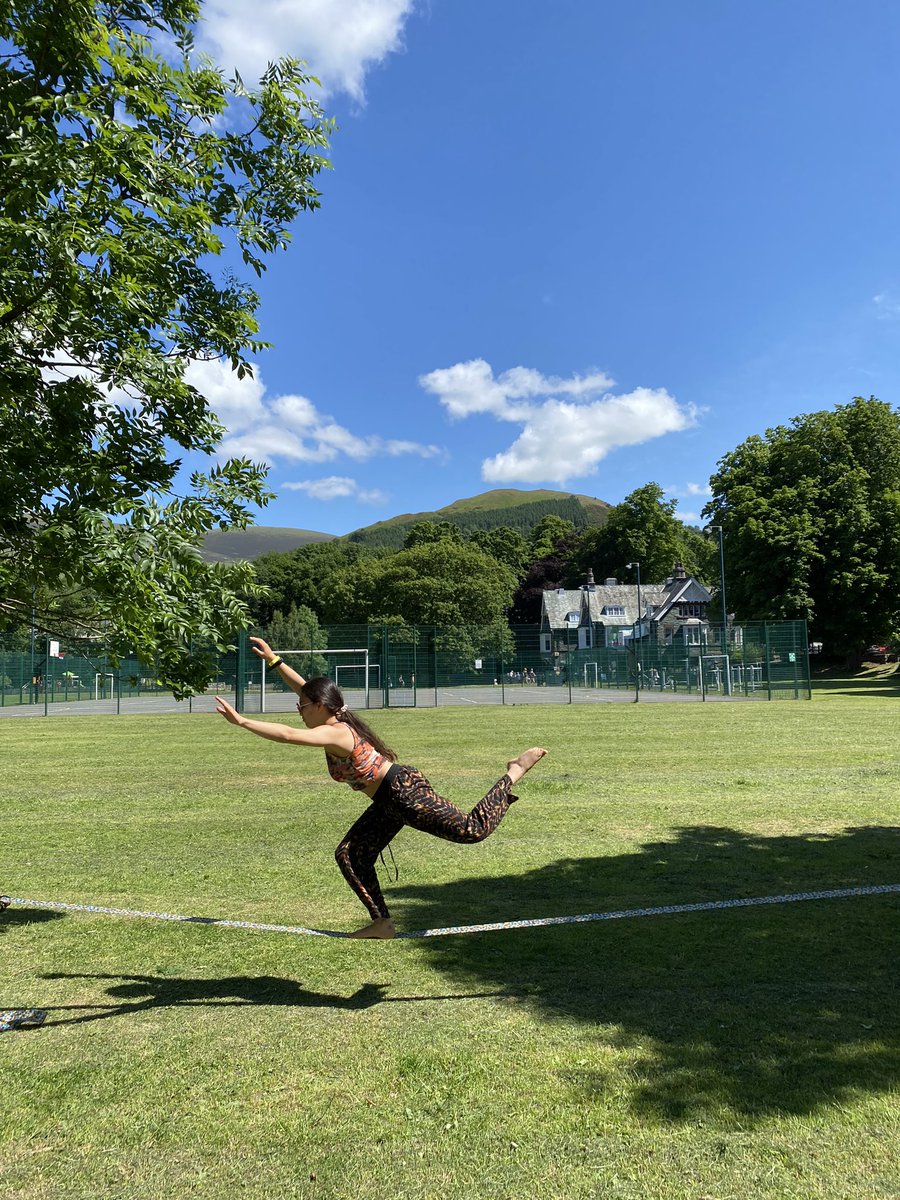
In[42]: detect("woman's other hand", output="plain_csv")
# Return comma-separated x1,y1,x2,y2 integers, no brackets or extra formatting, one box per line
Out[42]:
215,696,245,726
249,636,273,660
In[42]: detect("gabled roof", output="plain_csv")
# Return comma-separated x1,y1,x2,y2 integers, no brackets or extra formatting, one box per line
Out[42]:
540,564,714,631
653,575,713,622
541,585,668,629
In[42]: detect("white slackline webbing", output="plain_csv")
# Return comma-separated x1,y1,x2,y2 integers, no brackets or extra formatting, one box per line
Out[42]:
9,883,899,940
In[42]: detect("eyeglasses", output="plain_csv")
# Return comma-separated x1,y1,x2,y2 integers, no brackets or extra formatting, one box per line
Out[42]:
296,700,313,710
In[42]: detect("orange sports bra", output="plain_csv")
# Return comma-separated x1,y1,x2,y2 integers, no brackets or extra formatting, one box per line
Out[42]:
325,727,389,792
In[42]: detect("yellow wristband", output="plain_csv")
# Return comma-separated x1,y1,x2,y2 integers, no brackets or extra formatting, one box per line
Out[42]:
267,656,283,669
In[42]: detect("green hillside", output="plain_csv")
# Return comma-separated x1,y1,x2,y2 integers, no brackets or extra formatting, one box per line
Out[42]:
200,526,335,563
344,488,611,549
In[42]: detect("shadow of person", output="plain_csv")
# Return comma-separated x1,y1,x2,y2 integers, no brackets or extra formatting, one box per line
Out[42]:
39,974,390,1026
388,824,900,1125
1,907,65,935
39,973,509,1028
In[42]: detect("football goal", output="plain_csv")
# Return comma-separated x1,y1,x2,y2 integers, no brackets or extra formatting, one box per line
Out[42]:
699,653,732,695
260,648,374,711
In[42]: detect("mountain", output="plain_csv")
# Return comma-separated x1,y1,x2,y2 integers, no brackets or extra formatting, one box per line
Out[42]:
200,490,612,562
344,488,611,549
199,527,335,563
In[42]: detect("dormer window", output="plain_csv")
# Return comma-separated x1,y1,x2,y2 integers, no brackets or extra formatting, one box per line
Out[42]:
678,602,704,618
602,605,626,616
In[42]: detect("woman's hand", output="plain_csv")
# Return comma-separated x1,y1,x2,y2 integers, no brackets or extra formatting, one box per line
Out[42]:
249,636,273,660
215,696,245,726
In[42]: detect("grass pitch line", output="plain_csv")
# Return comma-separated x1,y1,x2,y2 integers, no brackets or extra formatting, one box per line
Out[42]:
8,883,899,940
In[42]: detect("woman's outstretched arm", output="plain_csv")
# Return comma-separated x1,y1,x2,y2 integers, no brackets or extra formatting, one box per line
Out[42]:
249,636,307,697
215,696,353,752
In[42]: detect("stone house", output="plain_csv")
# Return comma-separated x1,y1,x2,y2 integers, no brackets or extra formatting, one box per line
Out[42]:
538,564,714,654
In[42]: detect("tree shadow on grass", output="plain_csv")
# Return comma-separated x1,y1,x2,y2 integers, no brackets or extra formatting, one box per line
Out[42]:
812,665,900,698
390,824,900,1124
38,973,507,1028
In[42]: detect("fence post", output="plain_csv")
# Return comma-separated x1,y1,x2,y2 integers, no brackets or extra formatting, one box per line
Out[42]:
235,629,246,712
764,624,773,701
382,626,389,708
802,621,812,700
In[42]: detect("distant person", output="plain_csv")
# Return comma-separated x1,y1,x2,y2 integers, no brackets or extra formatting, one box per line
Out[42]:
216,637,547,939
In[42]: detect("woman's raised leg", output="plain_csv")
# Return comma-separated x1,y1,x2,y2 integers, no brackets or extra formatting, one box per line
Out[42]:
384,750,547,844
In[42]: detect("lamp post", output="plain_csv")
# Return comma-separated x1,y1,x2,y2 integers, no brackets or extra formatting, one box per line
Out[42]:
706,525,731,695
626,561,641,703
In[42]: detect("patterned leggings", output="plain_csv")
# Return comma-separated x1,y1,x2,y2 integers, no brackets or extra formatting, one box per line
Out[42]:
335,764,518,920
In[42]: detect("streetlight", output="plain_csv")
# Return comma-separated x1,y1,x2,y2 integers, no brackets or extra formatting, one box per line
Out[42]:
626,561,641,703
705,525,731,695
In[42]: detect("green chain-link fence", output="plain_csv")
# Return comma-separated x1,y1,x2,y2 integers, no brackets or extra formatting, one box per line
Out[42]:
0,620,810,715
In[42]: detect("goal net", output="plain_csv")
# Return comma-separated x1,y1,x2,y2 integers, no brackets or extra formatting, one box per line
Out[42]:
261,648,374,712
699,653,731,694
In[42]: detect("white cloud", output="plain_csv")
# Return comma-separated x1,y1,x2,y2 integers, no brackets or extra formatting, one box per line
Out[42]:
184,358,265,433
282,476,387,503
198,0,416,99
419,358,616,421
187,358,441,471
873,293,900,321
420,359,697,486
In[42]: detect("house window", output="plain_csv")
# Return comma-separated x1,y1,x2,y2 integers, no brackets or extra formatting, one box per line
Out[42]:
602,605,625,616
683,625,701,645
678,602,704,618
540,633,551,654
578,627,591,650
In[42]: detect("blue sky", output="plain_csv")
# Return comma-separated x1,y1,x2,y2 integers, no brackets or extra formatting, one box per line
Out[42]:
186,0,900,535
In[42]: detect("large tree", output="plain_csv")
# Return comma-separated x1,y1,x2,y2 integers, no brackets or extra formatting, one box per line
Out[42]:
251,541,375,627
704,396,900,656
567,483,710,586
467,525,530,576
328,540,517,673
0,0,331,694
329,541,517,629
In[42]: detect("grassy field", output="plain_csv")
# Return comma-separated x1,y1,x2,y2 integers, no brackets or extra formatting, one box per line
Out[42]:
1,690,898,1199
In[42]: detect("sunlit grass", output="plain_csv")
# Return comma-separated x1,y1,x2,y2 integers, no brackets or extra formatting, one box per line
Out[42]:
1,695,898,1199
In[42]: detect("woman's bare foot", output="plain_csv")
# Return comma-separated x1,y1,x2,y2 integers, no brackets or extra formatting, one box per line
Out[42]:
506,747,547,785
347,917,396,940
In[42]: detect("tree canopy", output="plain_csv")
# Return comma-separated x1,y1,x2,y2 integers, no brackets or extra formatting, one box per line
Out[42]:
567,483,710,587
251,541,375,627
704,396,900,656
0,0,331,694
329,541,517,629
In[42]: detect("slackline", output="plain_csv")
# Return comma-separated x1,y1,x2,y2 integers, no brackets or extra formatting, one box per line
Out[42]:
8,883,899,939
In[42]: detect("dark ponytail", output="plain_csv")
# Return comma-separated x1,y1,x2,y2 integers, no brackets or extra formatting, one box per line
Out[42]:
300,677,396,761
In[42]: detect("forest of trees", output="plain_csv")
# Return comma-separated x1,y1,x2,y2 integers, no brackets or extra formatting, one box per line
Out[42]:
249,397,900,664
6,396,900,682
252,491,714,636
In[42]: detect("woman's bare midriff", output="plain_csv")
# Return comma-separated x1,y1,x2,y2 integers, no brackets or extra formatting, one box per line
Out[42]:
361,760,393,798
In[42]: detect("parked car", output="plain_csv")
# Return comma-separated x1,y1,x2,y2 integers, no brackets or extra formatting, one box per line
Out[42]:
865,644,891,663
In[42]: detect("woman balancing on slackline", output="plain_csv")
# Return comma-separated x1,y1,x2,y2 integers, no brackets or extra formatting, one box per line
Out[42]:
215,637,547,939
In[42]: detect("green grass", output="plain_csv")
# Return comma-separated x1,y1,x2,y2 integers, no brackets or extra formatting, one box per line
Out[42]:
1,695,898,1199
